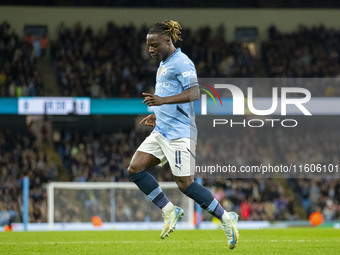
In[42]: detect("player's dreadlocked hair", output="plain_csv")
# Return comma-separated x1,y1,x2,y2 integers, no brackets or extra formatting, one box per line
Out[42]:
148,20,183,43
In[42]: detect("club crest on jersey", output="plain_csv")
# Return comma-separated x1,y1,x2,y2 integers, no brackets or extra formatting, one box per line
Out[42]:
158,67,168,76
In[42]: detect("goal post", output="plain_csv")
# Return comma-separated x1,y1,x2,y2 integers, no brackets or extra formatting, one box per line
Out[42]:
47,182,194,230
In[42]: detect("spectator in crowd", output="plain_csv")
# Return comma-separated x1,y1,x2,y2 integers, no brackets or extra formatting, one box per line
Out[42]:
40,34,48,57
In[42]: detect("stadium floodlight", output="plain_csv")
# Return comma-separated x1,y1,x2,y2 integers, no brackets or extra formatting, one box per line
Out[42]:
46,182,194,230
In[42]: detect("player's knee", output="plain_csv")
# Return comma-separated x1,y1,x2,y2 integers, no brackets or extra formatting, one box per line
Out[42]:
175,177,193,192
127,163,142,175
177,183,187,192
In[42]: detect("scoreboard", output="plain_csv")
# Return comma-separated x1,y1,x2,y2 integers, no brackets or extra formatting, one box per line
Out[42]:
18,97,90,115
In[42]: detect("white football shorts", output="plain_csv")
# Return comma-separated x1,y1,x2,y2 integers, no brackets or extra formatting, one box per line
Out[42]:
137,132,196,177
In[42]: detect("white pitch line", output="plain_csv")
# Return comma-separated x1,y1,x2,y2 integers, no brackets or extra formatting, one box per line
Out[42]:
1,241,217,245
0,240,323,245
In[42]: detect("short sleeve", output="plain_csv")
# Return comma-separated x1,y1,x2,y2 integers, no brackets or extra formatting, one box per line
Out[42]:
176,59,198,90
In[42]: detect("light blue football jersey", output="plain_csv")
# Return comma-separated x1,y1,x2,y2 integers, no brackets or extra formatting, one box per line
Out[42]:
152,48,197,141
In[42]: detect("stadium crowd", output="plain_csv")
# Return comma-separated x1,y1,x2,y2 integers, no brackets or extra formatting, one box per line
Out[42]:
0,21,44,97
262,25,340,96
0,122,339,223
51,23,340,97
0,129,59,224
197,124,340,221
3,21,340,98
50,124,340,222
263,25,340,79
50,22,254,98
54,128,141,182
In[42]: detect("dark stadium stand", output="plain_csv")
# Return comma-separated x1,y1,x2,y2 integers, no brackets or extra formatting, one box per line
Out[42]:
0,21,44,97
2,0,340,8
50,23,254,97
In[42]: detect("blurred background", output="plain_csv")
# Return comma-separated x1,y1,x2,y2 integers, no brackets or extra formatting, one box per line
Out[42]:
0,1,339,229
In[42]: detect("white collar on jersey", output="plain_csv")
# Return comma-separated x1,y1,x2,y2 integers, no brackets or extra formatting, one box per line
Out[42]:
162,48,181,64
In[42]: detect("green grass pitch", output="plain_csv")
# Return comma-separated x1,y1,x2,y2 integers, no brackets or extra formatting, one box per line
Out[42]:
1,228,339,254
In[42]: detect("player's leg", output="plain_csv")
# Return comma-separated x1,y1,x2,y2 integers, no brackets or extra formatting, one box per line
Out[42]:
165,138,227,221
174,175,225,219
128,133,176,234
163,137,239,249
174,175,239,249
133,133,184,239
128,150,173,212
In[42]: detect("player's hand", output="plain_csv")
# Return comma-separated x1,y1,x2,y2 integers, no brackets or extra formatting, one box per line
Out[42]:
139,113,156,127
142,93,165,106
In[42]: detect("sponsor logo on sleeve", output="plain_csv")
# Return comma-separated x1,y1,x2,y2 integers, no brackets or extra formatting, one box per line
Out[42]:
182,70,197,78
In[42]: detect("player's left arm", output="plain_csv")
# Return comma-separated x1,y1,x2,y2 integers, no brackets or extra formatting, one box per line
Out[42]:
142,86,199,106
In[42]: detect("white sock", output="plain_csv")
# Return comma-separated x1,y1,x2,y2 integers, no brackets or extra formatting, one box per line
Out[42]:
162,202,174,214
222,210,230,221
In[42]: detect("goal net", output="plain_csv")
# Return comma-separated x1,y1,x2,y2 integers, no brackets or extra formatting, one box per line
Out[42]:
46,182,194,230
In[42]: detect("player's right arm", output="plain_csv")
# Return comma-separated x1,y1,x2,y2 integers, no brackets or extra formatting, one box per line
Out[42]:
142,86,199,106
139,113,156,127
